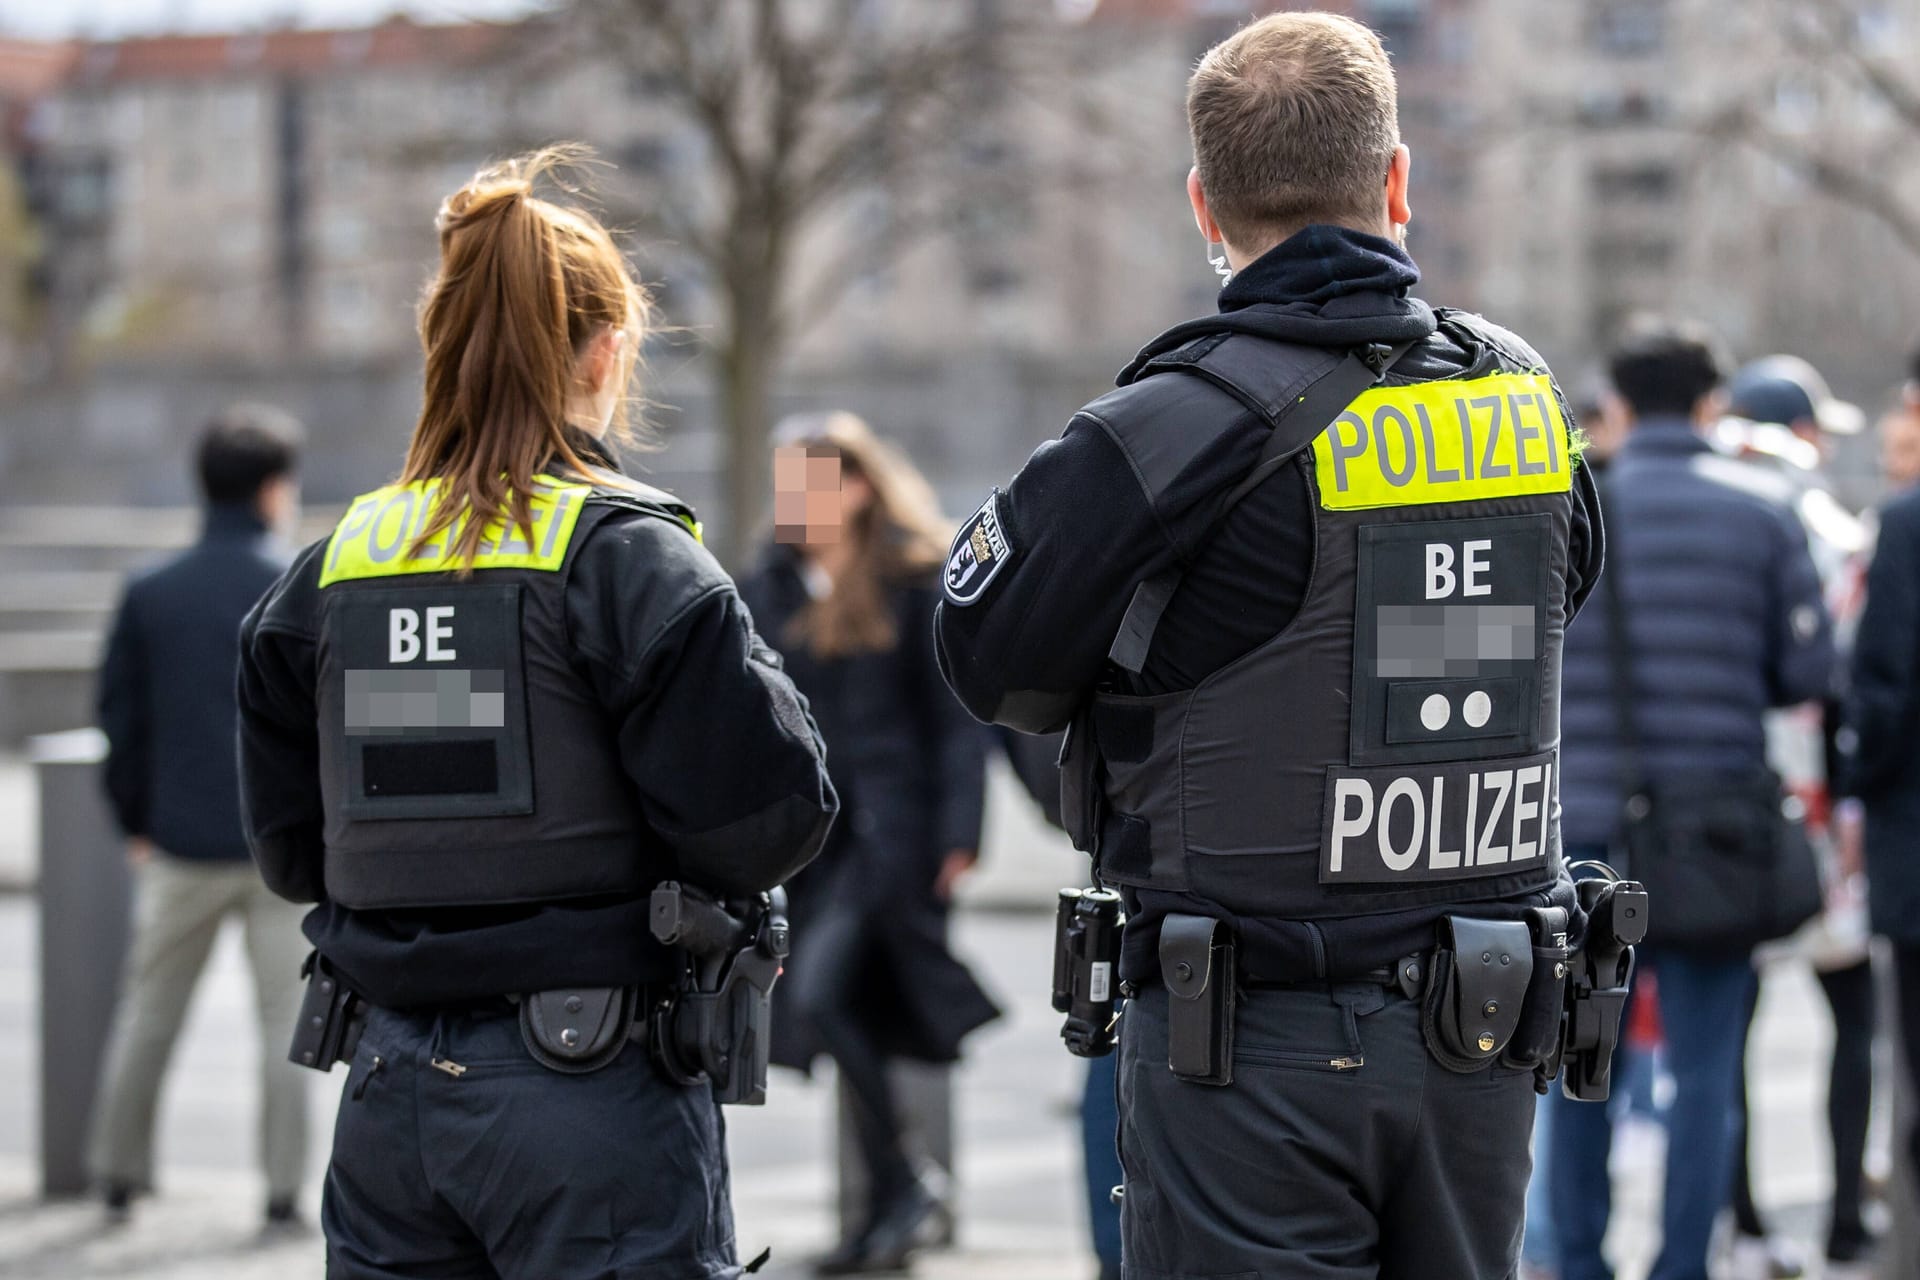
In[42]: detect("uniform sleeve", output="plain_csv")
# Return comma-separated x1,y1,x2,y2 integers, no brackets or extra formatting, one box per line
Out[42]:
236,554,328,903
934,414,1178,733
1765,503,1837,708
1566,455,1605,621
569,518,838,896
1848,500,1920,794
96,584,150,838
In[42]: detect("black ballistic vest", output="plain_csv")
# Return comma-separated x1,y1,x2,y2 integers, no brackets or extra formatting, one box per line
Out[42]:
311,474,698,910
1085,327,1575,920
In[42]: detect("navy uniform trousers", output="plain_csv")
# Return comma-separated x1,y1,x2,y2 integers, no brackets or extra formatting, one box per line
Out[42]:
1118,981,1537,1280
324,1005,740,1280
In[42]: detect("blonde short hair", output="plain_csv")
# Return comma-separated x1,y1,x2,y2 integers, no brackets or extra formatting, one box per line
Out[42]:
1187,11,1400,247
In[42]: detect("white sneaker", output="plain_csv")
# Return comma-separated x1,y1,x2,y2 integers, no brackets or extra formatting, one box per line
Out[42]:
1725,1234,1807,1280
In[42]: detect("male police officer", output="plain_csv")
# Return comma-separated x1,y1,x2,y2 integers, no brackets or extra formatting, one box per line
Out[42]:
935,13,1602,1278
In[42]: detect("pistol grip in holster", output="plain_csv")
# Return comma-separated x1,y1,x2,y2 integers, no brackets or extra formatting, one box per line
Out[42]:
1421,916,1533,1074
1160,914,1235,1086
1559,870,1647,1103
648,884,788,1106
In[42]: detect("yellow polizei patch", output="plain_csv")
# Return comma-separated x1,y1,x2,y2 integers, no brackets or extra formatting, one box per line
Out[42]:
318,475,590,587
1311,373,1573,510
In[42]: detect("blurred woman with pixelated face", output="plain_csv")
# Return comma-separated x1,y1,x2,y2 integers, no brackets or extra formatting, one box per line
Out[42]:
740,412,999,1275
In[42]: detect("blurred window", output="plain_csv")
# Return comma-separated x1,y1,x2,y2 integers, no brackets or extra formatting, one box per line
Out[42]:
1591,162,1676,201
1857,4,1900,51
1368,0,1425,59
621,138,669,176
58,154,111,223
1587,0,1667,57
1588,234,1673,272
326,273,371,329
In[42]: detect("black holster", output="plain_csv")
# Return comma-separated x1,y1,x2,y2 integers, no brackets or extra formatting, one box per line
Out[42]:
1159,914,1235,1086
1058,708,1107,855
288,951,365,1072
1420,916,1534,1073
648,882,789,1106
1560,871,1647,1102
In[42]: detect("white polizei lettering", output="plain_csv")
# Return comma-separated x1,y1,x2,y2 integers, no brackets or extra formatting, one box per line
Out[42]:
1463,773,1478,866
1329,778,1375,874
1510,765,1543,861
1377,777,1424,872
1477,770,1513,864
1538,761,1554,858
1425,543,1457,599
389,609,421,663
425,606,457,662
1428,776,1462,869
1462,539,1493,597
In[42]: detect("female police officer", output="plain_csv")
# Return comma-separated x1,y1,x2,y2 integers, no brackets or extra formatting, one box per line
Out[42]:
235,147,837,1279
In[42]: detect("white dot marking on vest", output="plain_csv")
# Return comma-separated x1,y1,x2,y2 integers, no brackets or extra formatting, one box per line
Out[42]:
1463,690,1492,728
1420,693,1451,732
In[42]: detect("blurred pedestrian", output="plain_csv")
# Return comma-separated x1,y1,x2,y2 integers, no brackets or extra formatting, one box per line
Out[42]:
235,148,836,1278
89,404,310,1227
1549,318,1834,1280
1878,400,1920,491
1720,356,1878,1279
740,412,999,1275
1843,368,1920,1237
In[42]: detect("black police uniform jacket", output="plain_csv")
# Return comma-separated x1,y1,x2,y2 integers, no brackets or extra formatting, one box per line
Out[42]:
739,552,1000,1068
236,448,839,1009
934,225,1603,984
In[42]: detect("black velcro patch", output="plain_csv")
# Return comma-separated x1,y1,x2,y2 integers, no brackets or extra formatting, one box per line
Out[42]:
1093,702,1156,765
944,490,1013,606
362,740,499,799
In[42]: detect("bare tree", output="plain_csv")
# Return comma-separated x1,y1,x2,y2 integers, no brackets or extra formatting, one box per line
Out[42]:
1693,0,1920,257
572,0,1065,561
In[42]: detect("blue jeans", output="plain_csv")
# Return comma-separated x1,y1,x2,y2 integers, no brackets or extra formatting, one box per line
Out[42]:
1548,949,1755,1280
1083,1049,1123,1278
1522,1088,1556,1268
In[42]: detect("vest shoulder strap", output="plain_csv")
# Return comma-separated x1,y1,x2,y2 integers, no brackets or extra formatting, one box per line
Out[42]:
584,481,704,543
1107,335,1419,674
1135,331,1339,428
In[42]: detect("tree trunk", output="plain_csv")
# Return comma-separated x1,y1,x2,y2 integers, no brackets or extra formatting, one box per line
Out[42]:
715,293,777,570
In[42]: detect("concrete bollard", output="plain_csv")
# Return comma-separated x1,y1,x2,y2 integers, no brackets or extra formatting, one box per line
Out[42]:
835,1064,956,1248
30,728,128,1199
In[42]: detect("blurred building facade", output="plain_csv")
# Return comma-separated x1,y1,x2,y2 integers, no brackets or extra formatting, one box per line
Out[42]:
1472,0,1920,410
0,1,1916,742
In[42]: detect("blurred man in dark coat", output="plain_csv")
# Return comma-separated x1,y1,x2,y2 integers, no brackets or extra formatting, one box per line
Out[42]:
1848,449,1920,1186
90,405,309,1225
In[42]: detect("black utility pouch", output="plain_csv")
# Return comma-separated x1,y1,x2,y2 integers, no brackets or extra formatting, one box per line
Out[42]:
288,951,365,1072
1421,917,1533,1074
1160,914,1236,1086
1500,907,1572,1079
518,987,638,1075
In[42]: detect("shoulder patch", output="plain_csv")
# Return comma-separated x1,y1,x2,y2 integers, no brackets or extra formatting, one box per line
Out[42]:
944,490,1013,606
